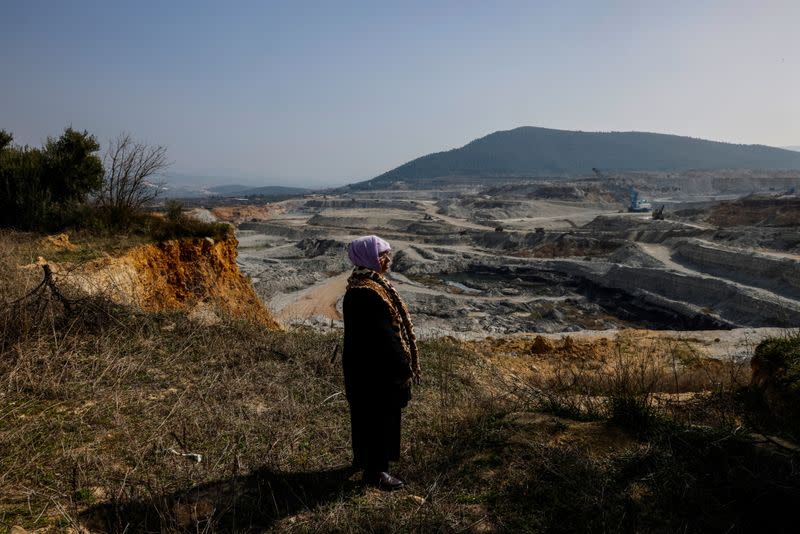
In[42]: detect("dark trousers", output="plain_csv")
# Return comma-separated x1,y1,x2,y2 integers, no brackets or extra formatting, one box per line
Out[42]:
349,401,402,473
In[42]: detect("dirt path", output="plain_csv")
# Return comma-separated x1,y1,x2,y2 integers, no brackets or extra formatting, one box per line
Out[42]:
754,249,800,261
637,243,692,273
275,272,348,322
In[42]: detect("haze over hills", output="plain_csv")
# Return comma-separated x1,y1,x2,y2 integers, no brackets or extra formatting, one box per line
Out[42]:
784,146,800,152
209,185,311,197
355,127,800,189
157,173,310,198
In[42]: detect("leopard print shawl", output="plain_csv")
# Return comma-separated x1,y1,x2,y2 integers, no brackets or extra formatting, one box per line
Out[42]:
346,266,421,380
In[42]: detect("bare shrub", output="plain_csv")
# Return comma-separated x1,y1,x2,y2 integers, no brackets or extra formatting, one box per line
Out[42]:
536,358,607,420
604,342,666,430
98,133,170,224
0,233,58,352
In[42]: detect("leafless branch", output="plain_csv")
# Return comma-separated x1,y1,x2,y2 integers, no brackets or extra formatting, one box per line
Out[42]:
99,133,170,213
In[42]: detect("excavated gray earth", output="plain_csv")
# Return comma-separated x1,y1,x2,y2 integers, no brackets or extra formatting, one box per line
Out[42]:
227,179,800,352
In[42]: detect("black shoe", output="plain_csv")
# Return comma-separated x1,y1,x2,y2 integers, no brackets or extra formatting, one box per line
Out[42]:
363,471,404,491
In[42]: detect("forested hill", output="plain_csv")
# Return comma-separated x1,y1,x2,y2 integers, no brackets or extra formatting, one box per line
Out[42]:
356,127,800,188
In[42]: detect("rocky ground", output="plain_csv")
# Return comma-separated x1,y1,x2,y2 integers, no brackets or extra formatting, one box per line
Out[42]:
205,178,800,353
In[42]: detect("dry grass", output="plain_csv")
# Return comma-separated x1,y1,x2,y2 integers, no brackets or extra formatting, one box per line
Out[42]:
2,232,799,533
0,307,508,532
471,332,750,430
0,234,507,531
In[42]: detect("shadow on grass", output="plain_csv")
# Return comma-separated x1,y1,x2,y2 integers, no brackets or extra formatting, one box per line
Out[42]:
82,465,359,533
490,423,800,534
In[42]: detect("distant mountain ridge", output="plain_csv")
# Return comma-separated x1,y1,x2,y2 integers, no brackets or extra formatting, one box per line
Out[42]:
159,180,309,198
207,184,310,196
356,127,800,188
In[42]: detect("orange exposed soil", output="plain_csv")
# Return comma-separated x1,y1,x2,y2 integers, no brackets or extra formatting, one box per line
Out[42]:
48,237,280,328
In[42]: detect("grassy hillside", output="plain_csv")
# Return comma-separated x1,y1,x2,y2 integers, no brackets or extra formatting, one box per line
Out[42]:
357,127,800,188
2,232,800,532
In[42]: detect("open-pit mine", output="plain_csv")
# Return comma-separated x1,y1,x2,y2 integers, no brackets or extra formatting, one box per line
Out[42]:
210,176,799,357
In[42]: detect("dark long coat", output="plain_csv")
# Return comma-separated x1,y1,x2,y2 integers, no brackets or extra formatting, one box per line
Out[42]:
342,284,413,471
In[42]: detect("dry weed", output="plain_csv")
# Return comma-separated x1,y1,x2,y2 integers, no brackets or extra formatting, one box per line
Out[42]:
501,332,751,431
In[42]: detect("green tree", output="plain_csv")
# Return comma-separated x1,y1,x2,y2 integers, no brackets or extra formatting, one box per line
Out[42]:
42,127,104,204
0,130,13,220
0,127,103,229
0,130,12,151
0,141,46,227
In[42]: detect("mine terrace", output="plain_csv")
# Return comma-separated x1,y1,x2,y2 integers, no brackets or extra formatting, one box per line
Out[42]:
188,172,800,357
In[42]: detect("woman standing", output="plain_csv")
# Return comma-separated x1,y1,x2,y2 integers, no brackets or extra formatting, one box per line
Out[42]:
342,235,421,490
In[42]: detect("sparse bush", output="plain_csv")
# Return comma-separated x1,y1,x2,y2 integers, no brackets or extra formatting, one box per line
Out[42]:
605,345,664,431
753,334,800,393
535,359,606,421
147,199,232,241
750,332,800,437
164,199,184,222
146,213,234,242
55,205,233,243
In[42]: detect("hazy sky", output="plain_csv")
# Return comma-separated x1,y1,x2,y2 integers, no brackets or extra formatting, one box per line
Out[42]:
2,0,798,187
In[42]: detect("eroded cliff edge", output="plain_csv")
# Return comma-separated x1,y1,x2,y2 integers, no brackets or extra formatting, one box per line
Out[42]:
45,236,280,329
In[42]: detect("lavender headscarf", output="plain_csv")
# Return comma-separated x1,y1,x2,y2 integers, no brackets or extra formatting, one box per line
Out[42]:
347,235,391,272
